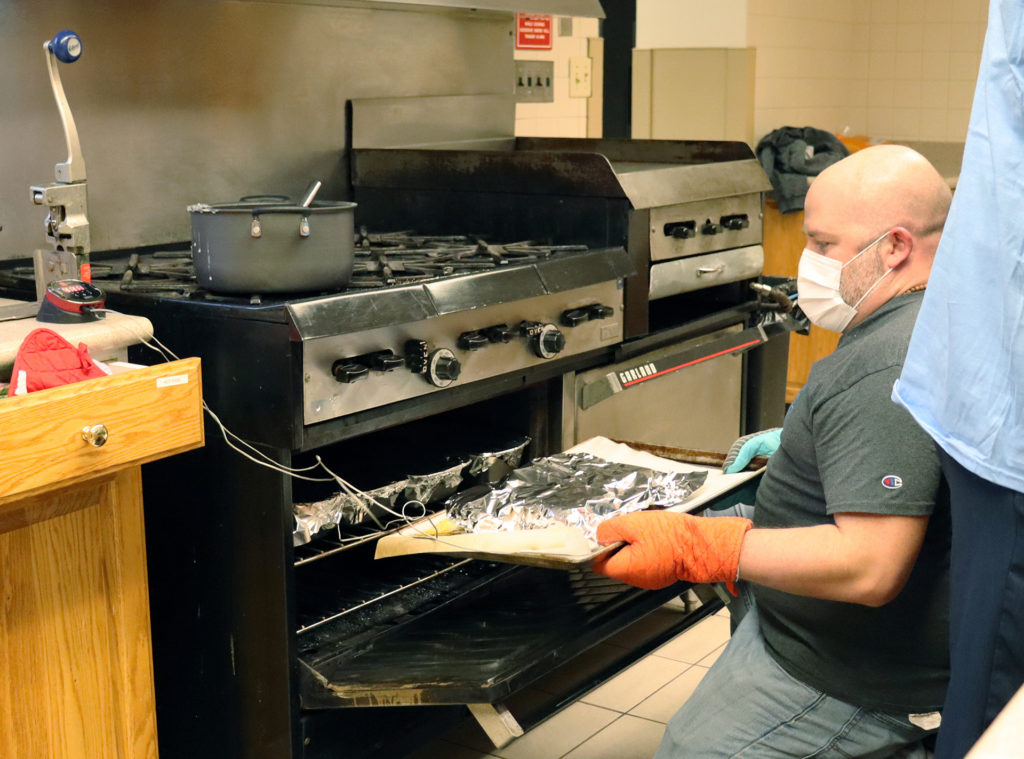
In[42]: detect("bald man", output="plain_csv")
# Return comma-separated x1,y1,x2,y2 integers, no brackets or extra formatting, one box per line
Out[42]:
594,146,953,758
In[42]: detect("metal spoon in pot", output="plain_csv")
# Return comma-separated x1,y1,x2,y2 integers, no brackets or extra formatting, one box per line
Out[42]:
300,180,322,208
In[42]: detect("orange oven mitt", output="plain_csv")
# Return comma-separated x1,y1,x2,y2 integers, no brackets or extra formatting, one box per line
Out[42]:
593,511,752,592
8,327,110,397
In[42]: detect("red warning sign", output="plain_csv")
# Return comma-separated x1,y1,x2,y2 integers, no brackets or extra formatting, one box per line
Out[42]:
516,14,553,50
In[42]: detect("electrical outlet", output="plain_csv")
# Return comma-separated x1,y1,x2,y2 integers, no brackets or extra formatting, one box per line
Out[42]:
569,56,592,98
515,60,555,103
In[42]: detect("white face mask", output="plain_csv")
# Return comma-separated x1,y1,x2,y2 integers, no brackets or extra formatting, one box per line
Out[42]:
796,230,894,333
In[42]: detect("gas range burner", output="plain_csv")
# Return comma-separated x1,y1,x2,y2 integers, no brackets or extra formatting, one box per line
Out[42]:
90,250,196,295
349,230,588,288
43,232,592,302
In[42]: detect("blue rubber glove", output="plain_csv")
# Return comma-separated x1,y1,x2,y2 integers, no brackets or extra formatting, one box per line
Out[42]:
722,428,782,474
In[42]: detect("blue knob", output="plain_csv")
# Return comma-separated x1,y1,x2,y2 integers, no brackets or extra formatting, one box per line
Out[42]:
49,30,82,63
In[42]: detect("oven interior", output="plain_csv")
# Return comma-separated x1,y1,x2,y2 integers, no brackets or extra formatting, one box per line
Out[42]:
284,386,725,710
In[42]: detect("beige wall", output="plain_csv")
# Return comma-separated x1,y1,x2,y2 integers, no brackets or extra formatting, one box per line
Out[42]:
749,0,988,143
632,48,756,144
636,0,747,48
514,16,601,137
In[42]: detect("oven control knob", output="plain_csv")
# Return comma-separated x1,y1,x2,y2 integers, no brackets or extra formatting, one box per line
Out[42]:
533,324,566,359
721,214,750,231
701,218,723,235
483,324,515,343
559,307,589,327
427,349,461,387
457,331,489,351
332,361,369,384
587,304,614,320
368,350,405,372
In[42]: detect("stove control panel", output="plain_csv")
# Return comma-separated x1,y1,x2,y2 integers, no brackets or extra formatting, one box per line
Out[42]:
649,193,763,263
301,281,623,423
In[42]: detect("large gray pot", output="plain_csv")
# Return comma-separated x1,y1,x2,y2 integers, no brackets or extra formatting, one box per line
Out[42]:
189,199,356,294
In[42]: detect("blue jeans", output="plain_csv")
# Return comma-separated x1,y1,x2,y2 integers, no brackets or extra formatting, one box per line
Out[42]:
662,574,934,757
656,610,933,758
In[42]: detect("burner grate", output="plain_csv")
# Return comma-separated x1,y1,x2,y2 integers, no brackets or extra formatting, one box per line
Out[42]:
75,231,590,298
91,250,196,294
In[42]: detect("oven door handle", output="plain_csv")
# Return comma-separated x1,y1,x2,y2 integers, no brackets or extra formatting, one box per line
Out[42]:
696,265,725,277
581,324,776,410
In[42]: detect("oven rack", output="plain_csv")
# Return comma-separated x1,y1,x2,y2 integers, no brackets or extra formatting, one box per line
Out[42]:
295,555,477,635
293,513,439,567
294,548,512,645
296,561,702,709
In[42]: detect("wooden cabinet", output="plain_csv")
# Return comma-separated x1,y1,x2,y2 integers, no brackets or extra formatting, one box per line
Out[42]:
0,359,203,759
762,199,840,403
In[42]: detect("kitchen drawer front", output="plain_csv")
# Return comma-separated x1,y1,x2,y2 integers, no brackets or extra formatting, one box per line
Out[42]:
0,358,204,504
648,245,763,300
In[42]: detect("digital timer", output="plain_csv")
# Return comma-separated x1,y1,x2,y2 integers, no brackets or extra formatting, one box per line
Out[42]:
36,279,106,324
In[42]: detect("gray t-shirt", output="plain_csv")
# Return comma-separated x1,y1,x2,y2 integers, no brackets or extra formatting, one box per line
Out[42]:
752,292,950,713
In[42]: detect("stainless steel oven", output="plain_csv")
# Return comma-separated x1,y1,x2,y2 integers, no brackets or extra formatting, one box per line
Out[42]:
2,231,740,759
350,127,797,454
0,105,796,759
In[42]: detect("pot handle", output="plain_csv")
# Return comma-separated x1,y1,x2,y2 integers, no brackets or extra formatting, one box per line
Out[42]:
244,210,312,239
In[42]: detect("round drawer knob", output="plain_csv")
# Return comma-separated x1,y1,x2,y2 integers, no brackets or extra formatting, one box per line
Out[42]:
81,423,109,447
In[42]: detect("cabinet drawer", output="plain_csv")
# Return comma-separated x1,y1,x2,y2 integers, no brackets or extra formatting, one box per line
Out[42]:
0,358,203,504
648,245,764,300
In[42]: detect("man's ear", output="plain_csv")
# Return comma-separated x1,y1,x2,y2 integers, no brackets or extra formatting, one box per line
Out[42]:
884,227,914,268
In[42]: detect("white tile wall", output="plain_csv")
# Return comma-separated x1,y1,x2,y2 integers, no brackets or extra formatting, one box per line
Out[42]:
514,16,600,138
512,2,985,145
748,0,988,143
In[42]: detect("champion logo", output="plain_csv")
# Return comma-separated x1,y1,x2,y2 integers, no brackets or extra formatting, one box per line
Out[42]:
881,475,903,489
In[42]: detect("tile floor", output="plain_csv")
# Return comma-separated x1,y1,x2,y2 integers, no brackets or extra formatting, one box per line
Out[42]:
406,602,731,759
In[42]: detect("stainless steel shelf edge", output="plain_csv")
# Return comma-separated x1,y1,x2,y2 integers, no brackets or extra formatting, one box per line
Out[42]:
285,248,632,339
353,143,772,208
235,0,604,17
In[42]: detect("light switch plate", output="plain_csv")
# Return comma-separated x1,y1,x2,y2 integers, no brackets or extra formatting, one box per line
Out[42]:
569,56,592,98
515,60,554,103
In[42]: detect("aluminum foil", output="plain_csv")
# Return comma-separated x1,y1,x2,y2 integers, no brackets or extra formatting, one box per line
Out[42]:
448,451,707,540
403,459,469,505
293,479,406,546
464,437,531,483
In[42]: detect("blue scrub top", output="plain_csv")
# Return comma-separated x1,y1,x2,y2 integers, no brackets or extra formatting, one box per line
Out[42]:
893,0,1024,493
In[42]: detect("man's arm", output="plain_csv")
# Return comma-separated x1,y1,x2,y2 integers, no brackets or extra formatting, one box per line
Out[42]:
737,511,929,606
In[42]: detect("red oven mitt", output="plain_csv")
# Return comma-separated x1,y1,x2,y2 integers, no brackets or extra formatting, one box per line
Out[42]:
592,511,752,592
8,328,110,397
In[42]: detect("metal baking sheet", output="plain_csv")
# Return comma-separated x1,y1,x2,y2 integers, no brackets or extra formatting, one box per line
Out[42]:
374,437,763,569
372,520,618,569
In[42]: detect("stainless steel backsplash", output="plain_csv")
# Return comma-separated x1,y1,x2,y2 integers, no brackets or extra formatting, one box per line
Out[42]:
0,0,512,259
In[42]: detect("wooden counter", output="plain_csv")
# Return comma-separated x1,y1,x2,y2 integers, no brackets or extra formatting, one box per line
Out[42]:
0,308,154,377
0,359,204,759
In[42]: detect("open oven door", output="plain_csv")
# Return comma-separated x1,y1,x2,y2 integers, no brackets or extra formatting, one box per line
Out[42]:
293,470,764,750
